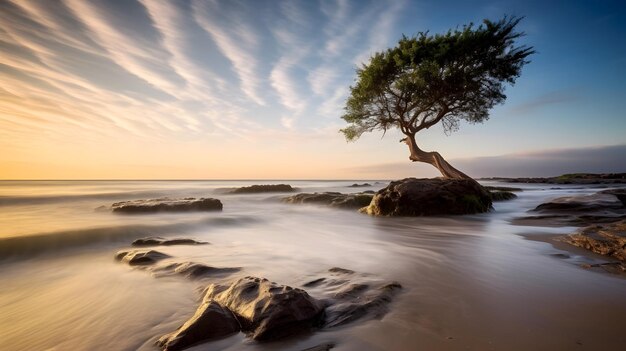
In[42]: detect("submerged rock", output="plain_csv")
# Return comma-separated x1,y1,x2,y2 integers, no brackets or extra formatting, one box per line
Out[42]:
363,178,492,216
348,183,371,188
132,237,208,247
154,262,240,279
323,282,402,328
282,192,373,209
515,193,626,226
484,186,523,192
115,249,170,266
202,277,323,340
303,268,402,329
301,343,335,351
600,188,626,206
228,184,295,194
111,198,222,214
157,301,240,351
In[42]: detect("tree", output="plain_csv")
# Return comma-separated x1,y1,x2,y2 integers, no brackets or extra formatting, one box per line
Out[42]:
340,16,534,179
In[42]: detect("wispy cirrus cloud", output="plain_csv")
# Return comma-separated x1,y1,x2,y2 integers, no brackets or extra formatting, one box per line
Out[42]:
192,0,266,106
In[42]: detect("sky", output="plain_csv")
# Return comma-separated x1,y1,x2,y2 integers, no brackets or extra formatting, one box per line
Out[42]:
0,0,625,179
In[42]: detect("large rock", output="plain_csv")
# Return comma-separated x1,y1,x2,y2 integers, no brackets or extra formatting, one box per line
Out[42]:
202,277,323,340
115,249,170,266
515,192,626,227
111,198,222,214
132,237,208,247
157,301,240,351
363,178,492,216
283,192,374,209
228,184,295,194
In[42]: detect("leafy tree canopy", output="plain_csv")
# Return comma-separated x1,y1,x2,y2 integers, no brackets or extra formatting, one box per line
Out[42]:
341,16,535,141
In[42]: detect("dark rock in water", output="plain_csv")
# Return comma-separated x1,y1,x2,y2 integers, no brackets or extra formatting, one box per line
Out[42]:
282,192,373,209
154,262,240,279
600,188,626,206
115,249,170,266
533,194,622,213
516,193,626,227
489,190,517,202
301,343,335,351
487,173,626,184
348,183,371,187
203,276,323,340
328,267,354,274
229,184,295,194
132,237,208,247
484,186,523,192
303,278,326,287
157,301,240,351
565,220,626,263
111,198,222,214
323,282,402,328
364,178,492,216
303,268,402,330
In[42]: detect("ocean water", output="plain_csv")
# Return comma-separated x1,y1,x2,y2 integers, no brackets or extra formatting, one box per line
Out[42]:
0,180,625,351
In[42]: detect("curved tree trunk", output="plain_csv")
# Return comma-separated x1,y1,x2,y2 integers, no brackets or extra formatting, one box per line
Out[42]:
403,136,471,180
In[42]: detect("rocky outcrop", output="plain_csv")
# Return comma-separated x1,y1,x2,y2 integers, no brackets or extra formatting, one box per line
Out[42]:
348,183,371,187
111,198,222,214
228,184,295,194
203,277,323,340
515,193,626,226
600,188,626,206
283,192,374,209
363,178,492,216
115,249,170,265
485,173,626,184
132,237,208,247
153,262,240,279
157,301,240,351
157,270,402,350
565,220,626,262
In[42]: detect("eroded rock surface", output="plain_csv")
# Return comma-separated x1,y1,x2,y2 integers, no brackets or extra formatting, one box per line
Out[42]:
363,178,492,216
111,198,222,214
283,192,373,209
600,188,626,206
157,301,240,351
202,277,323,340
565,220,626,262
154,262,240,279
115,249,170,266
132,237,208,247
157,270,402,350
303,268,402,329
228,184,295,194
515,193,626,226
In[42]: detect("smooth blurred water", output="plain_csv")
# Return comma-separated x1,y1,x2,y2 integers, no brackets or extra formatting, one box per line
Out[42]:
0,180,625,351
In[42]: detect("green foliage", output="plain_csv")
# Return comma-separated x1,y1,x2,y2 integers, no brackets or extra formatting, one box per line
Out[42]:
460,194,491,213
340,16,534,141
489,190,517,201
